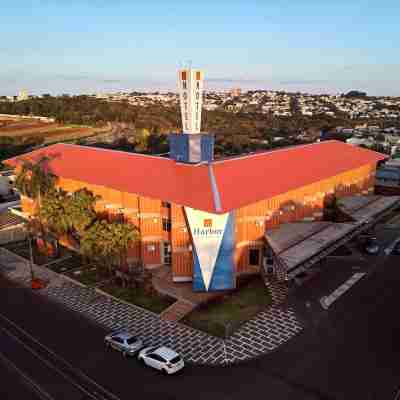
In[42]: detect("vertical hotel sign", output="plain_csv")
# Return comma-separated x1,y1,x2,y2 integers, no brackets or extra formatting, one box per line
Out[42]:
185,207,235,291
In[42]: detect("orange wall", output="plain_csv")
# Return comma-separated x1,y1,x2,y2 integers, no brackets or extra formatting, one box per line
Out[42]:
18,162,377,279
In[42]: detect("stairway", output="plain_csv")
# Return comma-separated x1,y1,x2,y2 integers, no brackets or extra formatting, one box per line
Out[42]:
160,299,196,322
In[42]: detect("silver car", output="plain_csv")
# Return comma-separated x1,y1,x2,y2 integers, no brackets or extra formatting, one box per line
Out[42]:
104,330,143,357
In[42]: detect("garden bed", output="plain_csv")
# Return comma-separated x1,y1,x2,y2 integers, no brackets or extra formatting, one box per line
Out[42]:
99,282,175,314
183,277,272,337
67,267,101,286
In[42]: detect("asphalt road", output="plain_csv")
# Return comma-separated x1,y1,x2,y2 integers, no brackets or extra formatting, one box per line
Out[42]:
1,238,400,399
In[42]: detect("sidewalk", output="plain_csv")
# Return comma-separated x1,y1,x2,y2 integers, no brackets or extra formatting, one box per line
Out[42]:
0,247,302,366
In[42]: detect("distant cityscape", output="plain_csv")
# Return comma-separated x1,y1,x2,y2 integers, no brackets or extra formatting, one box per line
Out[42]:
2,87,400,157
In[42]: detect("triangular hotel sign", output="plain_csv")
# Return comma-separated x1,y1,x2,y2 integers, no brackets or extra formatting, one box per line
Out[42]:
185,207,231,291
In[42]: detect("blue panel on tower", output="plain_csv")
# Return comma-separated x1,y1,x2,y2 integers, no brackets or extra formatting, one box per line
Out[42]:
169,133,214,163
201,135,214,162
169,134,189,162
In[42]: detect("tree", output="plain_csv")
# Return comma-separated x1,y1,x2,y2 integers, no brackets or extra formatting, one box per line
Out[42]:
14,156,57,247
80,219,138,276
40,188,70,236
14,156,57,200
65,188,99,238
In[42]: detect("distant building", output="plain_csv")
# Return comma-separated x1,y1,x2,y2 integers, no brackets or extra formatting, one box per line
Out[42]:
231,88,242,98
375,165,400,195
17,90,29,101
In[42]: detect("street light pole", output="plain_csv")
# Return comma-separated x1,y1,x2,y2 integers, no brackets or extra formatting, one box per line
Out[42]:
27,231,34,281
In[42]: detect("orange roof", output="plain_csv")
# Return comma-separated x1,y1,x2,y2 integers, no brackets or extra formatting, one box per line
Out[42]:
212,140,387,212
4,141,386,214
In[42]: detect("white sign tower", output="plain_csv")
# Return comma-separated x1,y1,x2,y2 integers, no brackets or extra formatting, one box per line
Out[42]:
177,68,204,134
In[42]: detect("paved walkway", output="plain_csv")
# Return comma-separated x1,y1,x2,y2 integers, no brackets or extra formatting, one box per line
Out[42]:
0,246,303,365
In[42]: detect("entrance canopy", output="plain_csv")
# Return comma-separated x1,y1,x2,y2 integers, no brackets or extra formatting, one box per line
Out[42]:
266,195,400,279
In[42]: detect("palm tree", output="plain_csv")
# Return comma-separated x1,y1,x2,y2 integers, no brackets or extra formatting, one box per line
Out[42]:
14,156,57,201
80,219,138,277
14,156,57,250
65,188,98,238
40,188,70,236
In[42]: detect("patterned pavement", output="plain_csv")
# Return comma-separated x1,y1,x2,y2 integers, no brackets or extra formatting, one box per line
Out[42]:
0,246,303,365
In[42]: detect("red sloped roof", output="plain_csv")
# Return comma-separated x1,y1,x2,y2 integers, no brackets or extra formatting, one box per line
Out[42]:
4,140,387,214
4,143,216,212
212,140,387,212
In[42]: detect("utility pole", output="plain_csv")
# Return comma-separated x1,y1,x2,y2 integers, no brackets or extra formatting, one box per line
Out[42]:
26,221,35,282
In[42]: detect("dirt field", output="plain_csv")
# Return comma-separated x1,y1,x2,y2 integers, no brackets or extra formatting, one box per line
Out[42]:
0,117,97,142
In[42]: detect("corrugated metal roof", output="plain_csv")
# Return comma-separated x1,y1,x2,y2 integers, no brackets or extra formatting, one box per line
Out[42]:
4,140,387,214
212,141,386,212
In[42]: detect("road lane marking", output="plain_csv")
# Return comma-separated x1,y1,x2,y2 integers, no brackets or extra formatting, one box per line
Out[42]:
0,349,55,400
320,272,366,309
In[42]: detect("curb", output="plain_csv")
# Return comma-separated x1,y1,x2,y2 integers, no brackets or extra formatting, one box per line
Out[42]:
0,249,304,367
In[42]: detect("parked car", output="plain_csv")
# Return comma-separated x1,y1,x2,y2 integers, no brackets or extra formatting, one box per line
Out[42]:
392,241,400,255
104,330,143,357
364,237,380,255
138,346,185,375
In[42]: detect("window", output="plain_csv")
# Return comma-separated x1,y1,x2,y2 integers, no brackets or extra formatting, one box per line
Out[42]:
147,244,156,252
149,354,165,362
182,81,187,90
196,92,199,99
196,82,200,89
249,249,260,266
161,201,171,208
126,337,138,345
163,242,172,265
162,218,171,232
113,337,123,344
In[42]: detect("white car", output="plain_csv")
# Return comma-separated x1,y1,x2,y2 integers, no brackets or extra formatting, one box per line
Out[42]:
138,346,185,375
104,330,143,357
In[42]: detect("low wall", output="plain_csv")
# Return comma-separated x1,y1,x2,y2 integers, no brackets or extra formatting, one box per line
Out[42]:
0,225,26,245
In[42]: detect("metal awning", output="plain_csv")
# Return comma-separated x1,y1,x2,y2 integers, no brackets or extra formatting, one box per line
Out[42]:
265,195,400,279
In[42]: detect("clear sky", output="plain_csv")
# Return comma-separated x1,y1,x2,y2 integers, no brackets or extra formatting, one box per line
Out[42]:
1,0,400,96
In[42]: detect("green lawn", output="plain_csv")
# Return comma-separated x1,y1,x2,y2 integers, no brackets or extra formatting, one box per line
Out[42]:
100,284,175,314
183,277,272,337
69,268,100,286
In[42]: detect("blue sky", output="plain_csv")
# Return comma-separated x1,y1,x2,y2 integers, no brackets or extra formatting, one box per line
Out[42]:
1,0,400,95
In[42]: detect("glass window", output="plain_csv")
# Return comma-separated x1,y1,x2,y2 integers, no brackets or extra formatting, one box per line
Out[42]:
249,249,260,266
163,242,172,265
182,81,187,90
162,218,171,232
126,337,138,345
151,354,165,362
161,201,171,208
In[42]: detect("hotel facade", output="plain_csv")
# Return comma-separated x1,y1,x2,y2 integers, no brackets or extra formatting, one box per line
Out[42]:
4,68,387,292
